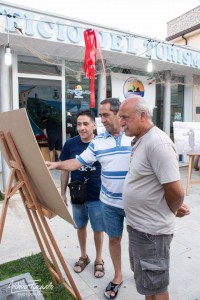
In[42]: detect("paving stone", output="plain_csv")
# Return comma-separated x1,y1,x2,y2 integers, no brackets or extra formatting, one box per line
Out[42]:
1,167,200,299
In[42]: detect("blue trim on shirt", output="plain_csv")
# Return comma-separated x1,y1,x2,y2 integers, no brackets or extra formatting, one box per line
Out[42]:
101,184,122,200
76,156,93,167
76,131,132,208
94,146,131,157
102,171,128,178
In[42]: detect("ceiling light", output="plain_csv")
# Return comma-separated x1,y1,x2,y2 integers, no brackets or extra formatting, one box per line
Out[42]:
5,44,12,66
147,57,153,73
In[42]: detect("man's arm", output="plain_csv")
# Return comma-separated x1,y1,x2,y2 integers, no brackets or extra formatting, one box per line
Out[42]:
45,158,82,171
163,180,184,215
61,170,70,205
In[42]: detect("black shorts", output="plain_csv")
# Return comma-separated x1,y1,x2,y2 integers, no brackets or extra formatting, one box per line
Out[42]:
48,136,62,151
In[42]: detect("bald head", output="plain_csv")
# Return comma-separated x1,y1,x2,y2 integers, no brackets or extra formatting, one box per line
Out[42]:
120,96,153,119
119,96,154,138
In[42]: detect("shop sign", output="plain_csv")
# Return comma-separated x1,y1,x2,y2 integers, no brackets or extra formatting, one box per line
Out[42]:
0,4,200,68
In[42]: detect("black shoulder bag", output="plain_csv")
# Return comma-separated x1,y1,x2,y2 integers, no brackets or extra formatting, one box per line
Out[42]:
68,168,90,205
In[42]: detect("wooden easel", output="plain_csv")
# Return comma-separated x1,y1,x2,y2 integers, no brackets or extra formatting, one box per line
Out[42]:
0,131,82,300
186,153,200,196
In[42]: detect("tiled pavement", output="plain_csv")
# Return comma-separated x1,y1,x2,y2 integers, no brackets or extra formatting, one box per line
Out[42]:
0,167,200,300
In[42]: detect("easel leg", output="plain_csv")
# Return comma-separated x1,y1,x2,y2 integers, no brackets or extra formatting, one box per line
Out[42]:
19,184,82,299
0,168,17,242
0,193,10,243
186,155,194,196
40,215,82,299
21,191,58,285
0,131,82,300
31,209,82,299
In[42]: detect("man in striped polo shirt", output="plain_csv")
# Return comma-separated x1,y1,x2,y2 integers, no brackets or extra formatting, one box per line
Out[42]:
46,98,132,300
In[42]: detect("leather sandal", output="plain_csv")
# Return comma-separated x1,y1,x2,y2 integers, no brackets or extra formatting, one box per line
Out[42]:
73,255,90,273
104,281,123,299
94,260,105,278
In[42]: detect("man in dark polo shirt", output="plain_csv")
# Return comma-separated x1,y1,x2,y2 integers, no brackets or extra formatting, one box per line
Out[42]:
60,109,104,278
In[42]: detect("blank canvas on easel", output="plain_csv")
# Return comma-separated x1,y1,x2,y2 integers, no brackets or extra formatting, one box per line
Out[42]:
0,108,74,225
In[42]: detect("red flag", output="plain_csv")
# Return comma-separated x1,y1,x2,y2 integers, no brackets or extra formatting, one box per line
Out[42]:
83,29,97,108
83,29,105,108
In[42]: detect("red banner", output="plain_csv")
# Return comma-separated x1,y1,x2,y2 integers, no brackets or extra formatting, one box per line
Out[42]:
83,29,105,108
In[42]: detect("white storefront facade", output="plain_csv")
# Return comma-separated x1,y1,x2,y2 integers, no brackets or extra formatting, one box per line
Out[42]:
0,1,200,186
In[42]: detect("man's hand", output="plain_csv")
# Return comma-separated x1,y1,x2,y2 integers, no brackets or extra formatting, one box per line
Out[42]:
45,161,59,170
176,203,190,218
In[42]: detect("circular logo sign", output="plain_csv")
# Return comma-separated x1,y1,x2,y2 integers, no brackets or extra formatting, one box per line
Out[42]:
75,85,83,98
123,78,145,98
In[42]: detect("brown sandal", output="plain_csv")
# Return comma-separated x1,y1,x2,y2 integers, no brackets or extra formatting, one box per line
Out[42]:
94,260,105,278
73,255,90,273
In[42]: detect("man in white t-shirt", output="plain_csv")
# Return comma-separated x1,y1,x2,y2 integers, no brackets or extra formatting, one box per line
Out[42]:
119,95,189,300
46,97,189,300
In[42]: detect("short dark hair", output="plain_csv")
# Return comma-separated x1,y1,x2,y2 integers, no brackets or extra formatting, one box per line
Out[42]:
100,98,121,114
76,109,95,122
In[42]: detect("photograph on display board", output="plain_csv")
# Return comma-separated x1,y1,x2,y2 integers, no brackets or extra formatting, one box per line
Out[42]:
173,122,200,154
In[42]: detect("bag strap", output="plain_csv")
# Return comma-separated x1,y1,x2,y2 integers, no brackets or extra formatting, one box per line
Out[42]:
83,167,91,184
